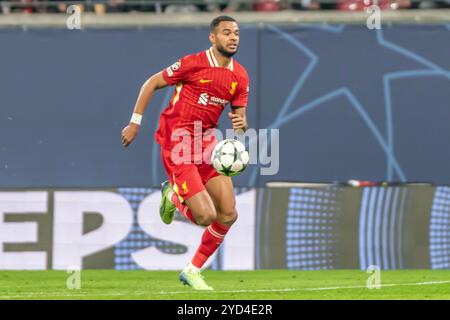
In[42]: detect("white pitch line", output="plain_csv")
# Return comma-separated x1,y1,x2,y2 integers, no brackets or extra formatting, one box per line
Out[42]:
304,280,450,291
0,288,298,299
0,280,449,299
0,292,148,299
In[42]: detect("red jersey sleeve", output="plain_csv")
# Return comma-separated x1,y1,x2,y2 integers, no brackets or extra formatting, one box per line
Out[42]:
231,72,250,108
161,55,195,86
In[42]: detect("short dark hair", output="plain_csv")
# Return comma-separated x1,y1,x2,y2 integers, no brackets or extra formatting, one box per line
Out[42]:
210,16,237,33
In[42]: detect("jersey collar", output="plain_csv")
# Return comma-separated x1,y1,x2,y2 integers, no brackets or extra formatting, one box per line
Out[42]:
206,47,234,71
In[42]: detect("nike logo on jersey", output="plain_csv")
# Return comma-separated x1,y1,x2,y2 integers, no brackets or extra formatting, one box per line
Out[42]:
199,79,213,84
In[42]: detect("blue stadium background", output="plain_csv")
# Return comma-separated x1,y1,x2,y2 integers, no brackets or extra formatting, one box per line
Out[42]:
1,24,449,188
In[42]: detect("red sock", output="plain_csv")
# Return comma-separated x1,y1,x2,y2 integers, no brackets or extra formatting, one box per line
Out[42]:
171,193,196,224
191,221,230,269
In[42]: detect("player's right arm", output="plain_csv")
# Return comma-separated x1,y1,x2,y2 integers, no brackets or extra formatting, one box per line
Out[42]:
121,72,168,148
122,55,194,148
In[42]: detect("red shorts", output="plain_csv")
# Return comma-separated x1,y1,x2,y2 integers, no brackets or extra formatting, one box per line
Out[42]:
160,144,220,203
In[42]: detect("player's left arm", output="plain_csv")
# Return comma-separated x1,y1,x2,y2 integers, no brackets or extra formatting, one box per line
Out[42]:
228,106,248,133
229,72,250,133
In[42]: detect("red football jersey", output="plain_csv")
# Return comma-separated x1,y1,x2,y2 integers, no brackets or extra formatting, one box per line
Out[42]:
155,47,250,152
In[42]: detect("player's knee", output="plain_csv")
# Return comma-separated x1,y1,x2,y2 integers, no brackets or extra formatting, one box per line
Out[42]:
228,209,238,225
195,212,217,226
219,207,238,225
194,205,217,226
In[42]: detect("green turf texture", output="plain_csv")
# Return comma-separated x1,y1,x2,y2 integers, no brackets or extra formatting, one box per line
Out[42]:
0,270,449,300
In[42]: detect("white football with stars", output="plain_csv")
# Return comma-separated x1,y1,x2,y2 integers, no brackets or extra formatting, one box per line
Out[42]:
211,139,249,177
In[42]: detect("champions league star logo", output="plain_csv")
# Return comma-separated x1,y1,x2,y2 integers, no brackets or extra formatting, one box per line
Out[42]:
246,24,450,186
166,61,181,77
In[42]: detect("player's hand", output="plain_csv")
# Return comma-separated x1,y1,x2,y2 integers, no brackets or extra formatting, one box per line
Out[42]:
228,112,246,133
121,123,140,148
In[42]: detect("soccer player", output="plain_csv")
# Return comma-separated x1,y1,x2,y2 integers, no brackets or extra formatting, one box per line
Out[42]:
121,16,249,290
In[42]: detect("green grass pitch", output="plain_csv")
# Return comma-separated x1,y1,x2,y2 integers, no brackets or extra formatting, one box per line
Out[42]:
0,270,449,300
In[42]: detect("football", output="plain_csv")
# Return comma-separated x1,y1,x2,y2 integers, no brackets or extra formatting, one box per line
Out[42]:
211,139,249,177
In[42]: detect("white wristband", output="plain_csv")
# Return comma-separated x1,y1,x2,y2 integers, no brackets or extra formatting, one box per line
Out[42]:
130,113,142,125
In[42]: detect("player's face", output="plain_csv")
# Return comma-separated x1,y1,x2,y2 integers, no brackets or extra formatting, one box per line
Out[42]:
211,21,240,58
